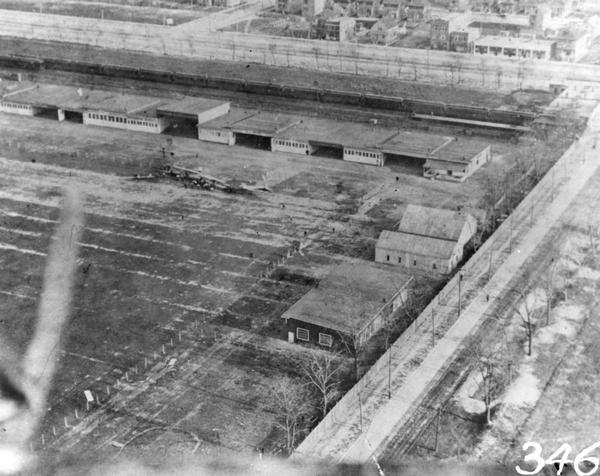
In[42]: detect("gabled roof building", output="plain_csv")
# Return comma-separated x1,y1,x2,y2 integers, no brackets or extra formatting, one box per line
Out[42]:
375,205,477,274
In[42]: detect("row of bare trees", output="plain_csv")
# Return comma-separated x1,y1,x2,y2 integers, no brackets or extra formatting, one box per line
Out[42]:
270,351,349,454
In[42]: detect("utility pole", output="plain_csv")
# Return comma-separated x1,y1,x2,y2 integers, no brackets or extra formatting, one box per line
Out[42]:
358,391,363,432
509,214,513,253
530,198,533,226
457,272,464,317
387,338,392,400
431,307,435,345
434,407,442,452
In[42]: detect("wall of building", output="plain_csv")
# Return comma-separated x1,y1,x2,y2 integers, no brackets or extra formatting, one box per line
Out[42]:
198,127,236,145
0,101,41,116
464,144,491,177
343,147,384,166
301,0,325,18
423,162,467,181
83,111,169,133
196,102,231,125
473,40,555,60
375,245,457,274
271,137,313,155
285,318,343,349
285,283,409,351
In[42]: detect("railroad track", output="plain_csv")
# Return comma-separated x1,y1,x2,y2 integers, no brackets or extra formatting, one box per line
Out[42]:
379,222,564,463
1,66,514,138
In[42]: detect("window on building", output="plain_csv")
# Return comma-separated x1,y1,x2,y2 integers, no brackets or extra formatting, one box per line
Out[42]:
386,255,390,261
318,333,333,347
296,327,309,342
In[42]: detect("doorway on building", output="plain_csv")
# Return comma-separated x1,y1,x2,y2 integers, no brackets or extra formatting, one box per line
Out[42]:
63,110,83,123
161,117,197,139
234,133,271,150
384,154,425,176
311,144,343,160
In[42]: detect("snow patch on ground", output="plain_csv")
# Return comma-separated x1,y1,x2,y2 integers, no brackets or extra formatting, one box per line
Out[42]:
559,233,590,270
553,303,585,323
576,267,600,280
461,397,486,415
515,287,547,318
504,364,540,407
536,303,584,345
454,371,484,414
456,371,482,400
537,320,576,344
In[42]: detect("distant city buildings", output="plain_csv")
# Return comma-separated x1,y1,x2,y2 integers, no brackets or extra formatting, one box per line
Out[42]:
472,35,557,59
302,0,326,19
273,0,591,61
314,16,356,41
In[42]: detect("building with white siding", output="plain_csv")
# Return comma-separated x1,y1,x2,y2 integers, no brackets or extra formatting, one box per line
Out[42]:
271,137,314,155
82,111,170,133
423,139,491,182
342,147,385,166
375,205,477,274
0,101,42,116
472,35,556,60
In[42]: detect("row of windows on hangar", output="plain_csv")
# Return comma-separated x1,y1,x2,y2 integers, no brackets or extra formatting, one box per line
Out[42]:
1,102,32,110
87,112,158,128
274,139,307,149
346,149,381,158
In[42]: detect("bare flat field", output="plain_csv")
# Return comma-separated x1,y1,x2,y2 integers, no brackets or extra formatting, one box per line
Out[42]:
0,1,214,25
0,109,531,461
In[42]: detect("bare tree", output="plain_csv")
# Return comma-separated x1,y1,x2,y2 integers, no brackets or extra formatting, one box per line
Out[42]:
474,344,507,425
513,290,539,357
338,327,368,383
300,352,346,417
399,278,436,322
542,255,559,326
0,190,83,472
270,377,314,455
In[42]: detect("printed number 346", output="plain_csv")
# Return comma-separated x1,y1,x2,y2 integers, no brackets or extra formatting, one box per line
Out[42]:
516,442,600,476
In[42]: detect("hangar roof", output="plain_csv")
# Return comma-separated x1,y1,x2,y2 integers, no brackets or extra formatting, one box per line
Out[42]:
156,97,230,119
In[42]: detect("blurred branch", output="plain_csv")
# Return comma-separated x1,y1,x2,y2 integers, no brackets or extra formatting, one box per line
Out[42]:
0,189,83,473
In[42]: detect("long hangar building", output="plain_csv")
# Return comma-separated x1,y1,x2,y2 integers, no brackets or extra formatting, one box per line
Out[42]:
0,82,230,134
1,81,491,182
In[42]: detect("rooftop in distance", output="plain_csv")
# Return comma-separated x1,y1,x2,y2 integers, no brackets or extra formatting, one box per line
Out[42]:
156,97,231,119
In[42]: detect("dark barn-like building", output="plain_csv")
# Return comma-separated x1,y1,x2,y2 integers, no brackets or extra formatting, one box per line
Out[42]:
282,260,413,351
